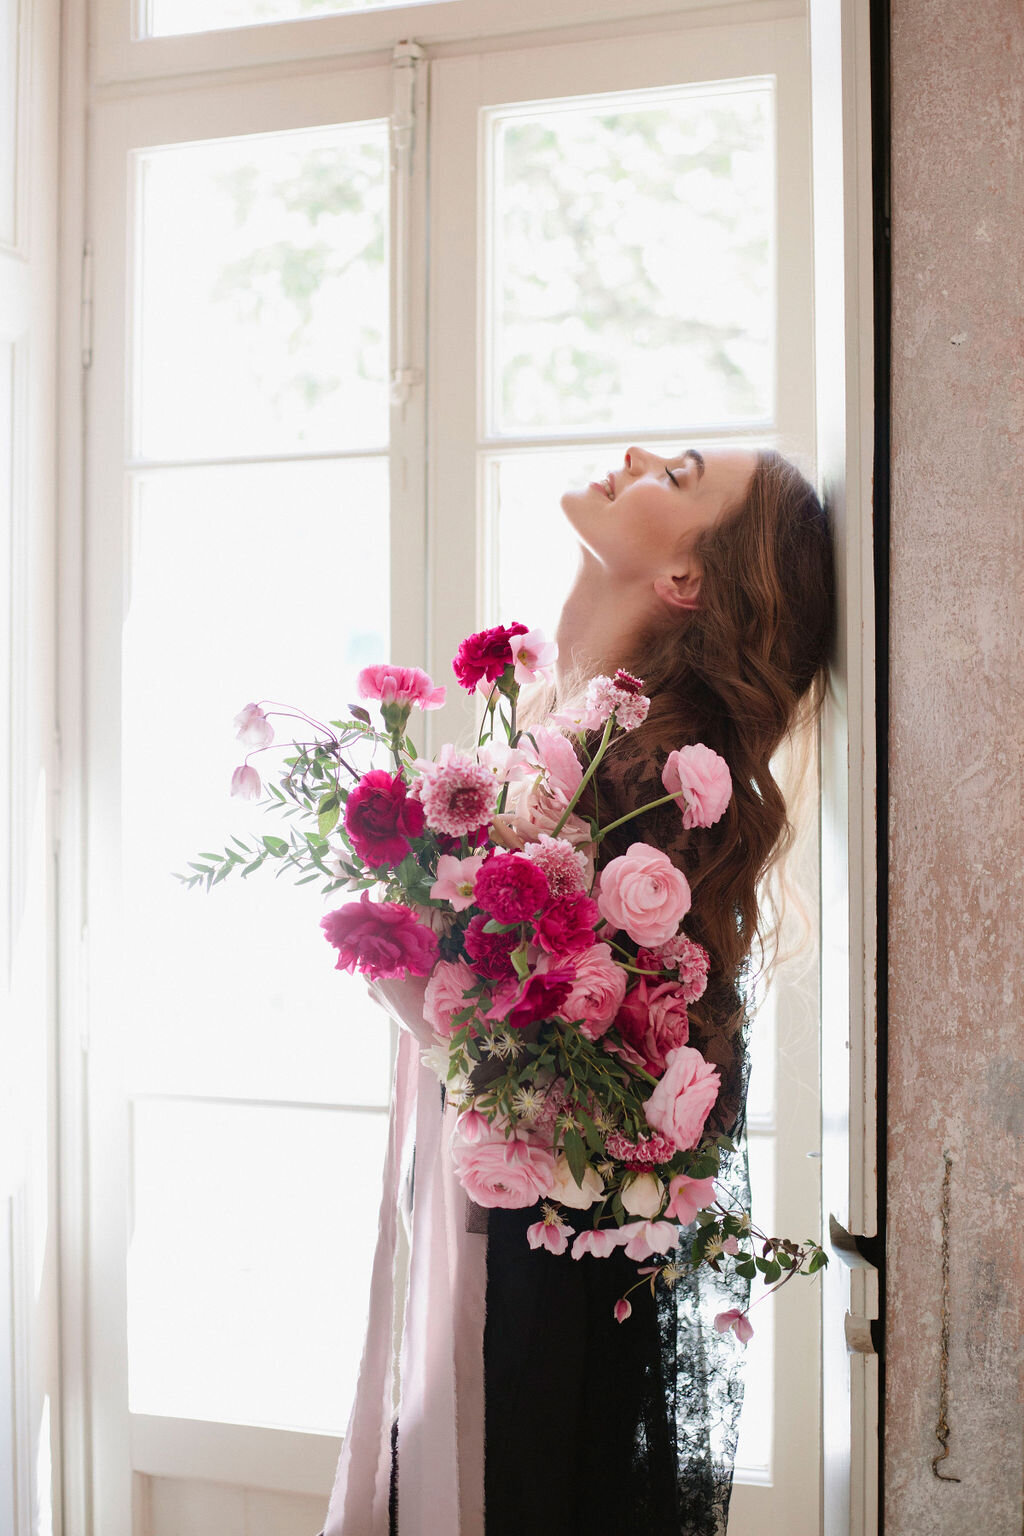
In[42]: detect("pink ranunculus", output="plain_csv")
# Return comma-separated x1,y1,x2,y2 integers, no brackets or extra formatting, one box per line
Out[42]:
423,959,479,1035
533,893,600,956
511,628,558,687
613,1298,632,1324
357,663,446,711
664,1173,718,1225
571,1227,624,1260
643,1045,721,1152
343,769,426,868
615,977,691,1075
320,892,439,982
452,623,529,693
474,851,549,924
527,1215,575,1255
714,1308,754,1344
504,967,575,1031
463,915,518,980
661,744,733,829
451,1128,555,1209
619,1220,679,1262
557,943,627,1040
230,763,262,800
430,852,487,911
597,842,692,948
233,702,274,749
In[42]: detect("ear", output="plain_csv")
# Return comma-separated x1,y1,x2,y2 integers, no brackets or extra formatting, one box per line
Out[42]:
653,569,702,613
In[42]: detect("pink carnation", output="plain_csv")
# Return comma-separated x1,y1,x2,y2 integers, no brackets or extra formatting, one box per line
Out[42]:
451,1128,555,1209
557,942,627,1040
504,967,575,1030
463,914,518,979
615,977,691,1075
417,748,498,838
320,892,439,982
521,834,589,898
533,893,600,956
474,852,549,924
423,958,479,1034
643,1045,721,1152
452,623,528,693
636,935,710,1004
581,674,651,732
357,663,446,711
597,842,692,947
661,744,733,829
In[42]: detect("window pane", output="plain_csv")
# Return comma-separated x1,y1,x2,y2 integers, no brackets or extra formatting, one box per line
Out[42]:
487,82,774,437
134,122,388,460
128,1098,388,1431
121,458,392,1104
734,1134,774,1478
145,0,440,38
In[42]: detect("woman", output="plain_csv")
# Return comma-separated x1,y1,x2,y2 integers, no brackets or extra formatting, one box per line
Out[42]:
321,443,833,1536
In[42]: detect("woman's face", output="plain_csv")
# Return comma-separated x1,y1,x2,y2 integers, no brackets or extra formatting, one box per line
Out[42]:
560,444,758,592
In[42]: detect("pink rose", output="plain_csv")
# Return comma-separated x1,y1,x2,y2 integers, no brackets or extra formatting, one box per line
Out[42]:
451,1127,555,1208
423,959,479,1035
643,1045,721,1151
664,1173,718,1225
230,763,262,800
357,663,446,711
596,842,691,947
558,942,627,1040
533,893,600,956
320,892,439,982
615,977,691,1075
661,744,732,829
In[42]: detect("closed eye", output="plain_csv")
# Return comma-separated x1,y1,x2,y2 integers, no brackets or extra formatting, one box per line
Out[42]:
665,466,680,487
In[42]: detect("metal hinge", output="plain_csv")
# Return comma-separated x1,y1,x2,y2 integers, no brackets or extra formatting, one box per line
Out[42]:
81,240,93,370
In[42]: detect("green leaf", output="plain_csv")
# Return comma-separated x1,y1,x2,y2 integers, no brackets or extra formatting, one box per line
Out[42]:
211,863,234,887
736,1259,757,1280
808,1250,828,1274
241,857,265,877
510,942,530,981
575,1106,605,1156
763,1259,782,1283
263,835,288,856
318,802,340,838
562,1129,587,1188
348,704,373,726
482,918,521,934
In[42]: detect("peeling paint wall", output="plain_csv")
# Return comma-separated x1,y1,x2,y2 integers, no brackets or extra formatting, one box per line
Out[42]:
887,1,1024,1530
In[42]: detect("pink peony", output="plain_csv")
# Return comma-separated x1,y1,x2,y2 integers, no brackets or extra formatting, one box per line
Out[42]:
423,959,479,1034
636,935,710,1004
430,852,487,911
320,892,439,982
664,1173,718,1225
643,1045,721,1151
452,623,528,693
230,763,262,800
504,967,575,1030
571,1228,624,1260
511,628,558,686
557,943,627,1040
463,915,518,979
521,834,589,899
233,702,274,748
527,1213,575,1255
615,977,691,1075
343,769,426,868
417,748,498,838
597,842,692,947
357,663,445,711
661,744,733,829
451,1128,555,1209
619,1220,679,1261
474,852,549,924
533,893,600,956
714,1308,754,1344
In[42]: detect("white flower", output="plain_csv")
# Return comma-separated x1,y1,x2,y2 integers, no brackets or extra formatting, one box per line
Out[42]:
620,1171,666,1219
549,1154,605,1210
420,1044,450,1081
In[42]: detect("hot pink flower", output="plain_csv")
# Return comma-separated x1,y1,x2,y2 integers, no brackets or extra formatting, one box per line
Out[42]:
661,744,733,829
230,763,262,800
571,1228,624,1260
643,1045,721,1152
320,892,439,982
521,834,589,898
463,915,518,979
344,769,426,868
613,1298,632,1324
423,958,479,1034
430,852,487,911
615,977,691,1075
637,935,710,1004
451,1128,555,1208
533,893,600,956
511,628,558,686
714,1308,754,1344
474,852,549,924
504,967,575,1030
558,942,627,1039
665,1173,718,1225
233,702,274,748
619,1220,679,1261
452,623,529,693
527,1213,575,1255
357,663,446,711
417,748,498,838
597,843,691,947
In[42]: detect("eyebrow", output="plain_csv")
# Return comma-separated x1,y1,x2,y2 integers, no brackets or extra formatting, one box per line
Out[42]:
677,449,705,481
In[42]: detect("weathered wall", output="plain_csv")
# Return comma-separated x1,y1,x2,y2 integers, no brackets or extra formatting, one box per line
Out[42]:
887,1,1024,1530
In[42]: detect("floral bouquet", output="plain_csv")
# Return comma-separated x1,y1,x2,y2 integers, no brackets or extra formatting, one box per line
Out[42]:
184,621,827,1329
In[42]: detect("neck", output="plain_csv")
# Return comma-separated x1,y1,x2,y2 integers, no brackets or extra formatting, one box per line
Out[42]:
554,553,659,697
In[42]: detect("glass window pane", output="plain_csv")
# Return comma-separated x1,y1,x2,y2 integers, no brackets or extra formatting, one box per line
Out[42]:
734,1133,774,1478
134,122,388,460
487,82,775,437
128,1099,388,1431
145,0,441,38
121,458,392,1105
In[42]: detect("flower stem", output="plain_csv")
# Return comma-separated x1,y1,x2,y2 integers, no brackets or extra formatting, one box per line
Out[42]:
598,790,681,841
552,716,615,838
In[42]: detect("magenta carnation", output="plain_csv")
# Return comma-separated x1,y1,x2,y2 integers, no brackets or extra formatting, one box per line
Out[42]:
452,622,528,693
320,893,439,981
533,893,600,956
474,852,549,924
503,967,576,1030
343,769,425,868
463,914,518,979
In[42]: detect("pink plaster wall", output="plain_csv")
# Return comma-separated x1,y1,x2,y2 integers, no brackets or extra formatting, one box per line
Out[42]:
887,0,1024,1529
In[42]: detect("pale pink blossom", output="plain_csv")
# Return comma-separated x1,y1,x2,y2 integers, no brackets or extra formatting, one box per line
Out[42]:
430,852,487,911
722,1235,741,1255
619,1220,679,1261
521,834,589,899
357,663,446,711
423,959,479,1035
417,747,498,838
230,764,262,800
661,744,733,829
233,702,274,749
571,1228,623,1260
453,1108,490,1144
516,727,584,802
664,1172,718,1225
643,1046,721,1152
526,1212,575,1255
714,1308,754,1344
557,942,627,1040
549,1154,605,1210
582,675,651,732
597,843,692,947
511,628,558,687
613,1298,632,1324
451,1126,556,1208
620,1172,665,1219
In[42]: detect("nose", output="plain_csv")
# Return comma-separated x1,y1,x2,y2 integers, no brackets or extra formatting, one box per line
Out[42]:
624,446,648,475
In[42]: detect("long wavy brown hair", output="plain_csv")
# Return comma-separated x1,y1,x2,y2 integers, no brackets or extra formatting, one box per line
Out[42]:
600,448,834,1040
